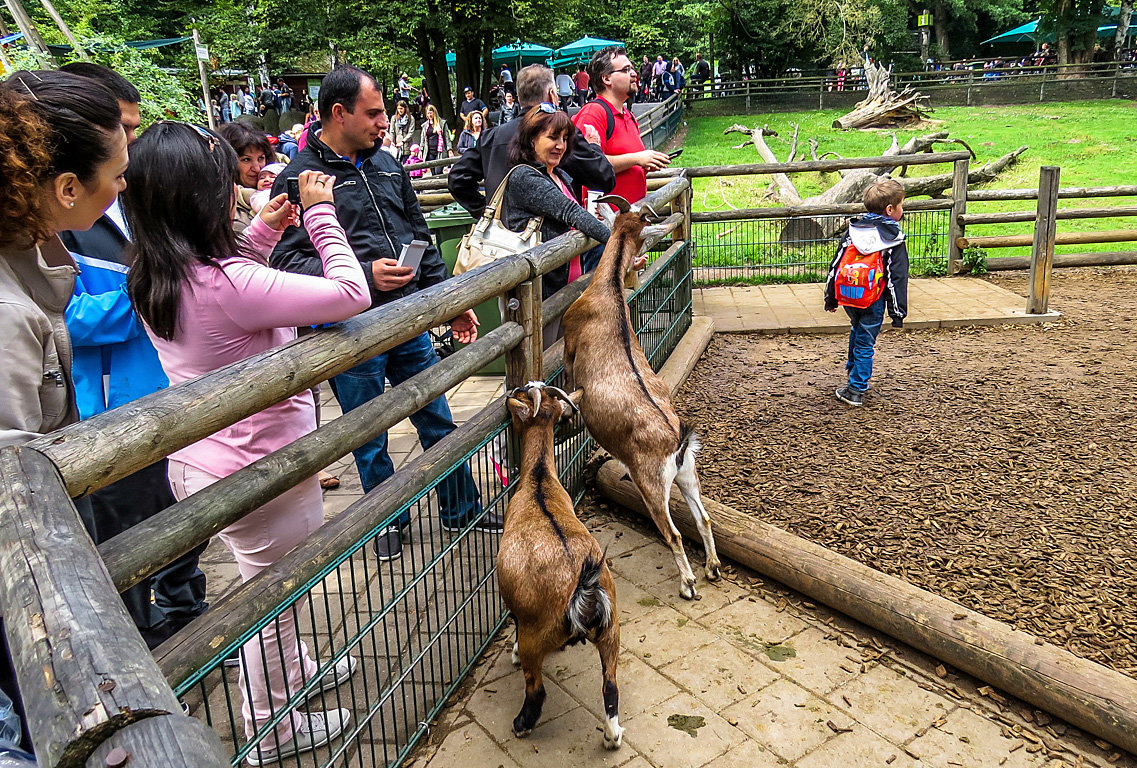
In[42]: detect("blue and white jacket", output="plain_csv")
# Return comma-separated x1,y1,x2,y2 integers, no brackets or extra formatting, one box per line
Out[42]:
824,213,909,325
60,203,167,420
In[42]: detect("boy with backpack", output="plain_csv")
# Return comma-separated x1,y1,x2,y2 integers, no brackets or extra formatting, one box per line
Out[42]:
824,178,909,407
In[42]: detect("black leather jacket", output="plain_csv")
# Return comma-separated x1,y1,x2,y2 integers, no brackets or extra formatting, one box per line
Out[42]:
447,119,616,219
270,127,449,309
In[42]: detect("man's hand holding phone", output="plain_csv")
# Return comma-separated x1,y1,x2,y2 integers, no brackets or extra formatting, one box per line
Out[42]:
371,259,415,291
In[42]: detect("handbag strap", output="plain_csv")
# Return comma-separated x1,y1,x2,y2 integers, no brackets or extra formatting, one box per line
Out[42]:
477,164,542,234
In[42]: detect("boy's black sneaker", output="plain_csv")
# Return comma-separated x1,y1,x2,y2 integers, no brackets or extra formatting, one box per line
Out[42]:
373,526,404,561
835,387,864,407
441,511,505,534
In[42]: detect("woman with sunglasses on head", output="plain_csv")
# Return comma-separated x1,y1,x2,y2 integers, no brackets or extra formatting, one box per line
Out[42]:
125,122,370,765
502,104,611,345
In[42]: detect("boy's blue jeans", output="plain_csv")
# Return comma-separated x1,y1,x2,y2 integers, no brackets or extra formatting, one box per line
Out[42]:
329,332,481,529
844,297,886,393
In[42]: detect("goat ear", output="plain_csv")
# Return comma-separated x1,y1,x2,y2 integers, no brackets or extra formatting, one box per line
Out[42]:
506,396,531,422
566,388,584,410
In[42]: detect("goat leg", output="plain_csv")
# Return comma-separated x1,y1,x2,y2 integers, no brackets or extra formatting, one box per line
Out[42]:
675,458,721,582
596,623,624,749
637,475,699,599
513,631,547,738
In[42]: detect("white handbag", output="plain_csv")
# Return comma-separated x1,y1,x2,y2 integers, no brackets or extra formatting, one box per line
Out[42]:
454,165,543,275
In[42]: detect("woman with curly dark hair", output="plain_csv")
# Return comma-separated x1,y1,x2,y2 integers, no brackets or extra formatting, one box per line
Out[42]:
0,67,125,757
0,70,127,449
217,121,276,233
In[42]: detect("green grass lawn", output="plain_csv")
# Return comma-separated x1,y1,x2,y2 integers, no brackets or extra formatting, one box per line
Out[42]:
674,100,1137,262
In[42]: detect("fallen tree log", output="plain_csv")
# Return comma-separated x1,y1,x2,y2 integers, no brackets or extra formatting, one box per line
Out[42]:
833,62,933,130
595,461,1137,756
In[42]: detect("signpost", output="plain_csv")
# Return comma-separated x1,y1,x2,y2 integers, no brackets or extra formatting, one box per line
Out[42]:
191,27,215,130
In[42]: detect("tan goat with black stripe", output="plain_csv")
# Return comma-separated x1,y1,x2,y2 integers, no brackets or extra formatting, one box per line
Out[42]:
562,198,721,600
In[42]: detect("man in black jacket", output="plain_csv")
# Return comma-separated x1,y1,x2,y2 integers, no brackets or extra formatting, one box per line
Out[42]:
271,66,490,561
448,64,616,219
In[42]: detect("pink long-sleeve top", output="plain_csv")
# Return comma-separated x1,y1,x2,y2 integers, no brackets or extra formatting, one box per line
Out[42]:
148,204,371,478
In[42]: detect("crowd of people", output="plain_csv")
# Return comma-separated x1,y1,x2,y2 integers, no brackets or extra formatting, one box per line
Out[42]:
0,42,674,765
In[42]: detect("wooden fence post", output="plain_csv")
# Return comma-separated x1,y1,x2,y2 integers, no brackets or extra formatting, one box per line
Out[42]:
0,446,228,767
947,158,969,275
1028,166,1061,314
504,279,541,389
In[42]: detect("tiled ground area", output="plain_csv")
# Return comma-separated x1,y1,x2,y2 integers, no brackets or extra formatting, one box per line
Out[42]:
407,509,1133,768
694,278,1061,333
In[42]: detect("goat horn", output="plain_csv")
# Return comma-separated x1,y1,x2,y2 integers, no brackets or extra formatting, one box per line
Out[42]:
596,194,632,213
526,381,543,414
544,385,579,414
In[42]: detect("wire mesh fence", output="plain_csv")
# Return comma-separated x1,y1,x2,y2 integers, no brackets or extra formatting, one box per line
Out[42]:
174,240,693,768
690,210,949,284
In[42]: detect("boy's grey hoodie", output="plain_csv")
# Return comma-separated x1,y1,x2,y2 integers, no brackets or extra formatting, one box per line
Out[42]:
824,213,909,325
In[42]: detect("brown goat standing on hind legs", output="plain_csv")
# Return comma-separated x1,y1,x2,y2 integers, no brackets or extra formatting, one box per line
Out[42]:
498,382,624,749
562,195,721,601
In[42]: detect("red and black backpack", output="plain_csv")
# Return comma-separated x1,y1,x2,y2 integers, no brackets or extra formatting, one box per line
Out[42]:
834,242,886,309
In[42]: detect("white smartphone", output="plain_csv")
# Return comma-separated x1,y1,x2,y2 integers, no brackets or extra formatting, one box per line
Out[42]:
397,239,429,274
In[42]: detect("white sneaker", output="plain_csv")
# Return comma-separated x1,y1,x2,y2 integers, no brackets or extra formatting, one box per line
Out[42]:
246,708,350,766
302,654,358,703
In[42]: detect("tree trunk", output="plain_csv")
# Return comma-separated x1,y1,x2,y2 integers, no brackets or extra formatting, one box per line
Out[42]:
933,0,951,59
1118,0,1134,57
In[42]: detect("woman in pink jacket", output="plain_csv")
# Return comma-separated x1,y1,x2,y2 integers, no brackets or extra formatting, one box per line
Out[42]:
124,122,372,766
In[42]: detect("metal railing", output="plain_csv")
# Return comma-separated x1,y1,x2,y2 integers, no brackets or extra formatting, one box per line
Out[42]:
649,151,969,284
0,178,693,766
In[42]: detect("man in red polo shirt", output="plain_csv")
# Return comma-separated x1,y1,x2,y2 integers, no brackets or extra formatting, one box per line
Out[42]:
573,46,671,206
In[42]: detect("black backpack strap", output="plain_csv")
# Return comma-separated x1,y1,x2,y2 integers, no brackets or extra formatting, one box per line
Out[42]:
593,98,637,142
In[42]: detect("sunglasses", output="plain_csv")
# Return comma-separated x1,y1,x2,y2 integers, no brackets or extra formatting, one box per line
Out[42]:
611,65,637,75
161,121,218,152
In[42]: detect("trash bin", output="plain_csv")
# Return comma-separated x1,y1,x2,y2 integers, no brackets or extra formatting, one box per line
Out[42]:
425,203,504,375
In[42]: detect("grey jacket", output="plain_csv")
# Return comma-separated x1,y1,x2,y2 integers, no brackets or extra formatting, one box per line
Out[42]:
0,237,79,448
391,113,416,150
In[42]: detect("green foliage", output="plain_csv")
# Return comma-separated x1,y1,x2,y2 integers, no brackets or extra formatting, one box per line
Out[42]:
963,245,989,275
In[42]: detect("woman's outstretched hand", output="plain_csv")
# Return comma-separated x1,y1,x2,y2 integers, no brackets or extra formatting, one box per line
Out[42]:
258,194,299,231
299,170,335,208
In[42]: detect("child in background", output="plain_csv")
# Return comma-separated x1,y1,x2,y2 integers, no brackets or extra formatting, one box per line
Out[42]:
824,178,909,407
404,143,424,178
249,162,287,214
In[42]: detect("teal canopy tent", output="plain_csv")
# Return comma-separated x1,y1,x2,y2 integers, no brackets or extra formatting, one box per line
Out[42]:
493,41,553,68
44,36,191,54
982,9,1120,45
548,36,625,69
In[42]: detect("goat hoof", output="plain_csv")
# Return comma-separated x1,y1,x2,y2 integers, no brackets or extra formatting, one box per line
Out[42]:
512,725,532,739
705,563,722,582
511,642,520,667
603,726,625,750
679,580,698,601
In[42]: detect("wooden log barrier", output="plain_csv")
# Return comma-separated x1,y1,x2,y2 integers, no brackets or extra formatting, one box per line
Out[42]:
986,251,1137,271
594,461,1137,756
0,447,228,767
957,229,1137,250
101,322,524,594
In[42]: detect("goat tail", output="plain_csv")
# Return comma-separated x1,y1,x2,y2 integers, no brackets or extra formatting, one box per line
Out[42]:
565,555,613,642
675,422,702,470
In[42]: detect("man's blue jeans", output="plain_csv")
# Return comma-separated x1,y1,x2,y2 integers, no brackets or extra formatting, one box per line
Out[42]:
329,332,481,529
844,297,886,393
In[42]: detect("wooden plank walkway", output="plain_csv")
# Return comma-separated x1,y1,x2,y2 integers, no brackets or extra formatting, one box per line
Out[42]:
694,277,1061,333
